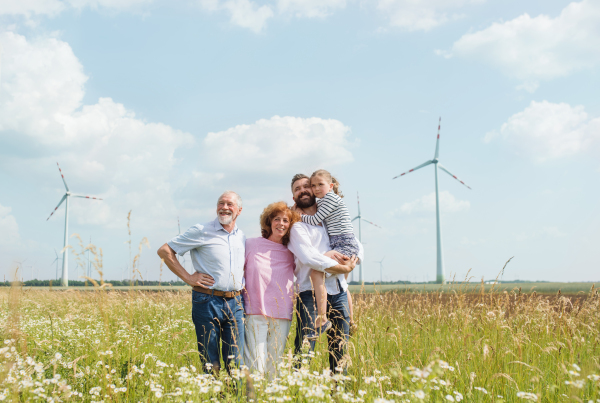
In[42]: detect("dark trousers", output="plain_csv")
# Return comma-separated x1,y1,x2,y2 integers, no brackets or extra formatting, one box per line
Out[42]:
191,291,245,372
294,286,350,372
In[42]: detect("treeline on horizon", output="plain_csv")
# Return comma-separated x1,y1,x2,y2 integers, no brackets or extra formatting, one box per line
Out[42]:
0,279,188,287
0,279,579,287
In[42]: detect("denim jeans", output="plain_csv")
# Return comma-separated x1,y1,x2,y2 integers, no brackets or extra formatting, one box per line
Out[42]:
294,286,350,372
191,291,245,372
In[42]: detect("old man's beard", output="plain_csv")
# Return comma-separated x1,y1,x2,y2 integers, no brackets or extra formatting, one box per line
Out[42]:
218,209,237,225
294,191,316,209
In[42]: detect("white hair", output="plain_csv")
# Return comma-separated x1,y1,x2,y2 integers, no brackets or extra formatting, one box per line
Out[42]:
218,191,243,208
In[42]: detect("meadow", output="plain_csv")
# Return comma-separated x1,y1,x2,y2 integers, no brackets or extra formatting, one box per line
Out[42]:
1,283,599,402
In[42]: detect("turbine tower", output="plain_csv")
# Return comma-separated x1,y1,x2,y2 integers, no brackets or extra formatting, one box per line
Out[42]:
46,163,102,287
375,257,385,283
392,118,471,284
351,192,381,283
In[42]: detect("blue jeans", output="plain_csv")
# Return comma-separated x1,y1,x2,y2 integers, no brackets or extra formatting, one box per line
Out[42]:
294,287,350,372
191,291,245,372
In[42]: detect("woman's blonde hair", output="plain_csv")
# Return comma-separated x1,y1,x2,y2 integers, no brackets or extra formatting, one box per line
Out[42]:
310,169,344,198
259,201,300,246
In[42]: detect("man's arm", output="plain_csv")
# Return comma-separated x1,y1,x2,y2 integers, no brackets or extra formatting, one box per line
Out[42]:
325,256,358,274
157,243,214,288
288,223,355,274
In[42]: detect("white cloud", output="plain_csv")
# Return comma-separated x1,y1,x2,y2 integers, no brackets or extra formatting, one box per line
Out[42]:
0,0,65,17
0,204,20,247
203,115,354,173
399,191,470,214
377,0,484,32
198,0,274,33
449,0,600,88
0,0,153,17
484,100,600,161
277,0,346,18
0,31,193,231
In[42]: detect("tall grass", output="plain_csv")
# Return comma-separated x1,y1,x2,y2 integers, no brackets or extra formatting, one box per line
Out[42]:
0,284,598,402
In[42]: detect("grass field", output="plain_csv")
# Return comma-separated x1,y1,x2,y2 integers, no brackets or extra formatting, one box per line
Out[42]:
1,284,599,402
12,281,598,295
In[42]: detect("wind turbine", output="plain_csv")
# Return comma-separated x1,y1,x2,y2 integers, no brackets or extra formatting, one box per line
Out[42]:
52,249,62,281
392,118,471,284
46,163,102,287
351,192,381,283
375,257,385,283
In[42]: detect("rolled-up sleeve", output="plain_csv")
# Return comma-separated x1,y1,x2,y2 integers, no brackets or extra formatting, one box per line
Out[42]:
288,224,338,274
168,225,205,256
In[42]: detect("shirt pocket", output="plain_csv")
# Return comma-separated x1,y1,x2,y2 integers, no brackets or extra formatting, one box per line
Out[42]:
192,291,211,304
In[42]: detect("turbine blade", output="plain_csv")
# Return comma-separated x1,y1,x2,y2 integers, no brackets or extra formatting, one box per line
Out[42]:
437,163,472,190
56,162,69,192
70,194,103,200
351,216,359,222
46,194,67,221
361,218,381,228
434,117,441,159
392,160,433,179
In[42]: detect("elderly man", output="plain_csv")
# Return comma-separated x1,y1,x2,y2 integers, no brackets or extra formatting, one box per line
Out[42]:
157,191,245,373
287,174,362,373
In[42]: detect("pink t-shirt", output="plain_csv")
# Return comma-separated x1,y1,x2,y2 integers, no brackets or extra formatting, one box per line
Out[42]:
242,237,295,321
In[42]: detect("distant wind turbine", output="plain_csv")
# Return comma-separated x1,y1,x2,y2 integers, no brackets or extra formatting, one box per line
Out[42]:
52,249,62,281
46,163,102,287
375,257,385,283
392,118,471,284
351,192,381,283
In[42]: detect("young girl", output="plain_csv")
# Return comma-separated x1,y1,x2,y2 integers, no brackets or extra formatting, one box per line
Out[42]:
300,169,359,340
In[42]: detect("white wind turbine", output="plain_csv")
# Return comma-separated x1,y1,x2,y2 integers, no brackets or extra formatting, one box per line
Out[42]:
351,192,381,283
392,118,471,284
46,163,102,287
375,257,385,283
52,249,62,281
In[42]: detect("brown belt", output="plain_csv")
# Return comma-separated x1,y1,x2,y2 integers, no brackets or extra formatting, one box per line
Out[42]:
192,286,241,299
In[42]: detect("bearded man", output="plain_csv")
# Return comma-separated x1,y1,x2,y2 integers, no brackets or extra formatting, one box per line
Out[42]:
287,174,361,373
157,191,245,373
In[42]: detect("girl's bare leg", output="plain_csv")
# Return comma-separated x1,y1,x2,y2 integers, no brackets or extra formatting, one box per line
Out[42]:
310,269,327,328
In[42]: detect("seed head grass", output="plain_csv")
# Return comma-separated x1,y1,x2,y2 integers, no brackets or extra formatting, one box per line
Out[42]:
0,282,599,402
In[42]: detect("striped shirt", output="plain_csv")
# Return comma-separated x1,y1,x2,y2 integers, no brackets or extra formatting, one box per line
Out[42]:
301,191,354,236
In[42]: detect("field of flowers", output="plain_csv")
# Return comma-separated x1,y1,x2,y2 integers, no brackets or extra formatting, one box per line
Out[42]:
1,284,599,402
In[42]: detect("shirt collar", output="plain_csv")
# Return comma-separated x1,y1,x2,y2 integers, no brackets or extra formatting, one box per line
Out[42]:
213,217,238,234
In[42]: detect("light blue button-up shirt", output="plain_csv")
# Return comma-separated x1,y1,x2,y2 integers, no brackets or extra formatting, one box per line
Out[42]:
168,218,246,291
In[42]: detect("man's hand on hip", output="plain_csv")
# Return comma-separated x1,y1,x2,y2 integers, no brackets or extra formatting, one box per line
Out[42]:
187,272,215,288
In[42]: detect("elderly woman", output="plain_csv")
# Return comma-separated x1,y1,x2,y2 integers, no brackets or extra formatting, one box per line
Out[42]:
242,201,300,378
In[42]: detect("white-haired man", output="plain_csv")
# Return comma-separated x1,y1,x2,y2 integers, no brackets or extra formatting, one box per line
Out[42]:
157,191,245,373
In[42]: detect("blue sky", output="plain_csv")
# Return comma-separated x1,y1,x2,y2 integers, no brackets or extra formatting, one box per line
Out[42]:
0,0,598,283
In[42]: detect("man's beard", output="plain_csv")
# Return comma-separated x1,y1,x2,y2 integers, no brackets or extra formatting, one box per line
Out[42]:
294,191,316,209
218,210,237,225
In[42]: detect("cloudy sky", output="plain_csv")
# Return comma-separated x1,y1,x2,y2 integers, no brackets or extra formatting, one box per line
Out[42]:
0,0,598,284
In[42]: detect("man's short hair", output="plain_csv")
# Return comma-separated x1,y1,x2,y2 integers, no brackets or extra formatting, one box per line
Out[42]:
218,191,243,208
290,174,309,191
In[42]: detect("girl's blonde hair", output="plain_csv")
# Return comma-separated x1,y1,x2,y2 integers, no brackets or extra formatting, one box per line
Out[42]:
310,169,344,198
